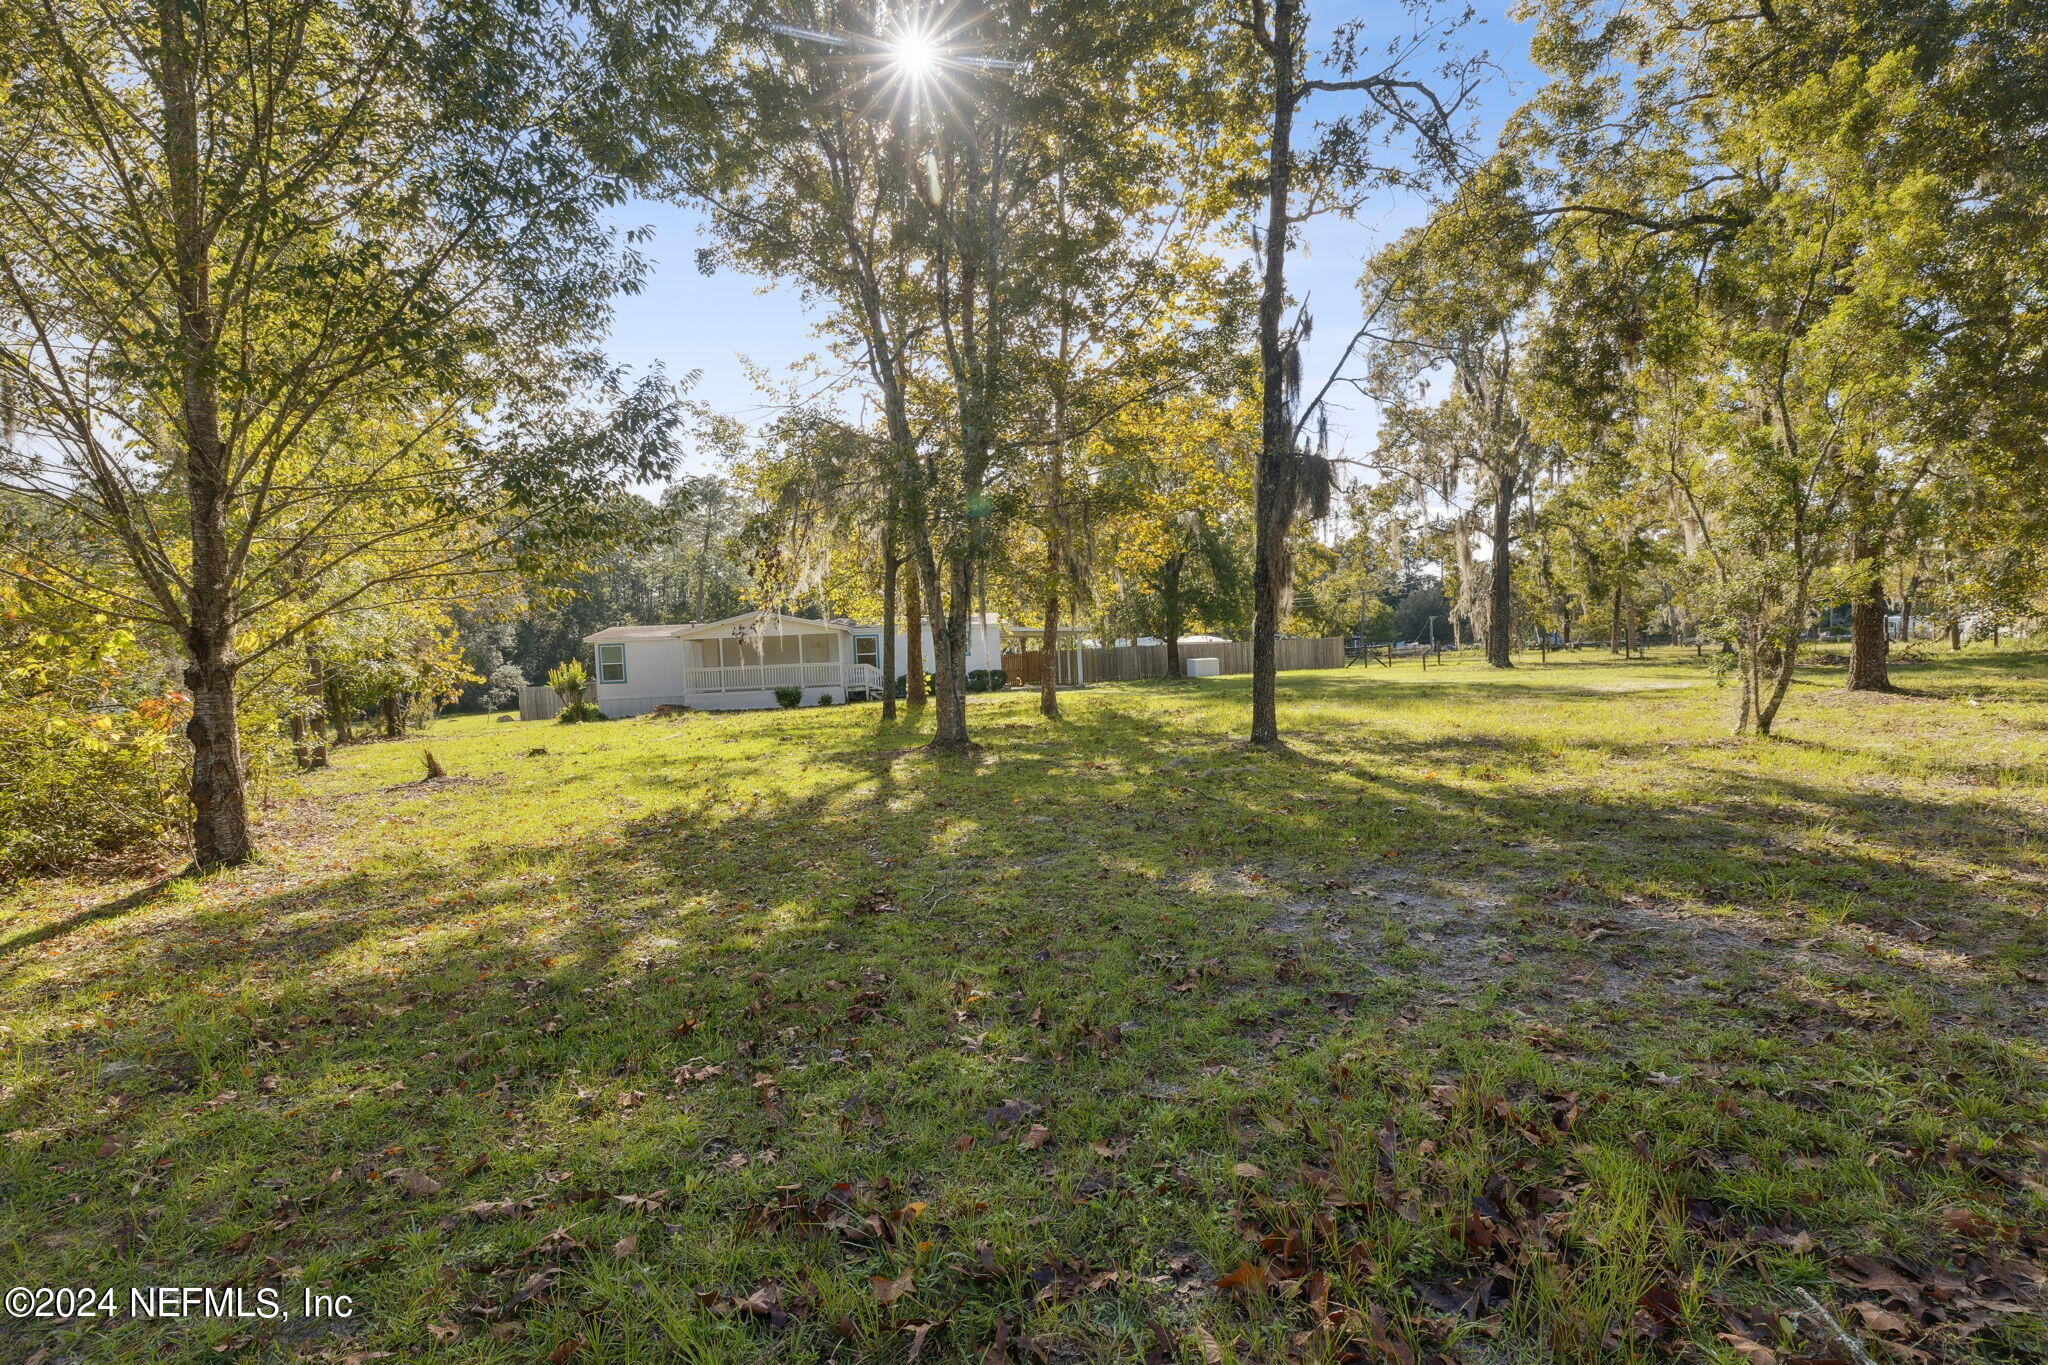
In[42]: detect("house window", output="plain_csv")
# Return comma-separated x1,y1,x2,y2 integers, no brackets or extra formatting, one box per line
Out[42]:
596,644,627,684
854,635,879,668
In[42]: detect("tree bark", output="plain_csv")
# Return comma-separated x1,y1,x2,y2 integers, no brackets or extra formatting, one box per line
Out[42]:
1846,530,1893,692
924,543,974,752
381,693,402,738
160,0,252,868
1039,579,1060,718
1609,583,1623,654
1248,0,1298,747
880,533,899,721
905,562,925,705
1485,471,1516,668
1040,393,1065,718
1162,552,1184,679
322,666,353,744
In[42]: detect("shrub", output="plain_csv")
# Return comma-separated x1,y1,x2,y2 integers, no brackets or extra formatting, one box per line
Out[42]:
774,685,803,708
483,663,526,711
0,618,183,881
989,668,1008,690
966,669,989,693
889,672,941,699
547,659,591,722
816,693,836,705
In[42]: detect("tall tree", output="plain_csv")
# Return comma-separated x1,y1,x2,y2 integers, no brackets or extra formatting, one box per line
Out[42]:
1226,0,1477,743
0,0,682,866
687,0,1227,751
1366,161,1551,668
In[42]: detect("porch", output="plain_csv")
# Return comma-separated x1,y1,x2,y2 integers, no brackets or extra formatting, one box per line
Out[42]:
684,662,886,696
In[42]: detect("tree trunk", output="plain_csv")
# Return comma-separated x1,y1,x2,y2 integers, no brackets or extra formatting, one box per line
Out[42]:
185,658,250,868
1949,619,1962,650
1609,583,1623,654
1248,0,1298,747
381,693,403,738
1754,627,1800,735
1162,553,1184,679
1039,580,1059,719
161,0,251,868
1846,530,1893,692
1485,471,1515,668
1040,409,1065,719
880,536,899,721
905,563,926,706
925,543,974,752
324,669,353,744
1733,623,1758,736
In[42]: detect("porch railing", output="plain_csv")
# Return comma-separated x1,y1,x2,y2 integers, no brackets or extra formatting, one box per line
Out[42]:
684,663,886,694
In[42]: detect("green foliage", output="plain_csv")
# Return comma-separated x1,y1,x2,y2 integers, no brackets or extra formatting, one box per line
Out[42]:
773,685,803,709
547,660,597,723
0,608,181,881
0,0,688,865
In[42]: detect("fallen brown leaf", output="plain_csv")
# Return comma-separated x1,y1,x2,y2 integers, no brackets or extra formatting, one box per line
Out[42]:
1849,1301,1911,1335
1715,1331,1776,1365
873,1268,914,1305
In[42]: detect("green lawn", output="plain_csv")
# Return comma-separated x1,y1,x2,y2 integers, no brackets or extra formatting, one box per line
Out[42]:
5,648,2046,1364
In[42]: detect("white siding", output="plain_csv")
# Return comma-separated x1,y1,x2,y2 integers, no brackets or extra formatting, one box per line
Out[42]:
888,620,1003,676
593,639,689,717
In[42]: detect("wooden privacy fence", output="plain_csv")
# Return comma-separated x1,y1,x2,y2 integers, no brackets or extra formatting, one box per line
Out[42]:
1002,636,1344,686
518,683,567,722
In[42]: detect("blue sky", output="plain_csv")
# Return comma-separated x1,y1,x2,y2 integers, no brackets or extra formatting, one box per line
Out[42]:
600,2,1543,479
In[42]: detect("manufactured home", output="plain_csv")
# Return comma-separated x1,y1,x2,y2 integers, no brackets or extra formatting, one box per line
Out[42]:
580,610,1004,716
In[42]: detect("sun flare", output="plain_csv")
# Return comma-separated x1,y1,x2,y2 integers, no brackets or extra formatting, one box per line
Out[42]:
887,28,940,77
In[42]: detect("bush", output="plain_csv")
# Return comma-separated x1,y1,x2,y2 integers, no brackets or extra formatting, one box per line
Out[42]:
774,685,803,708
554,701,602,723
483,663,526,711
816,693,836,705
547,659,591,722
989,668,1008,690
890,671,939,699
0,618,183,882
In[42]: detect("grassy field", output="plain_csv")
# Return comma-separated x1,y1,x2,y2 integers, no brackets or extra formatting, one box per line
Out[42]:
4,647,2045,1364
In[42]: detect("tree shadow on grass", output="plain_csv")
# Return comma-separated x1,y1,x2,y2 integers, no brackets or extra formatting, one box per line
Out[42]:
0,875,180,959
4,665,2045,1363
